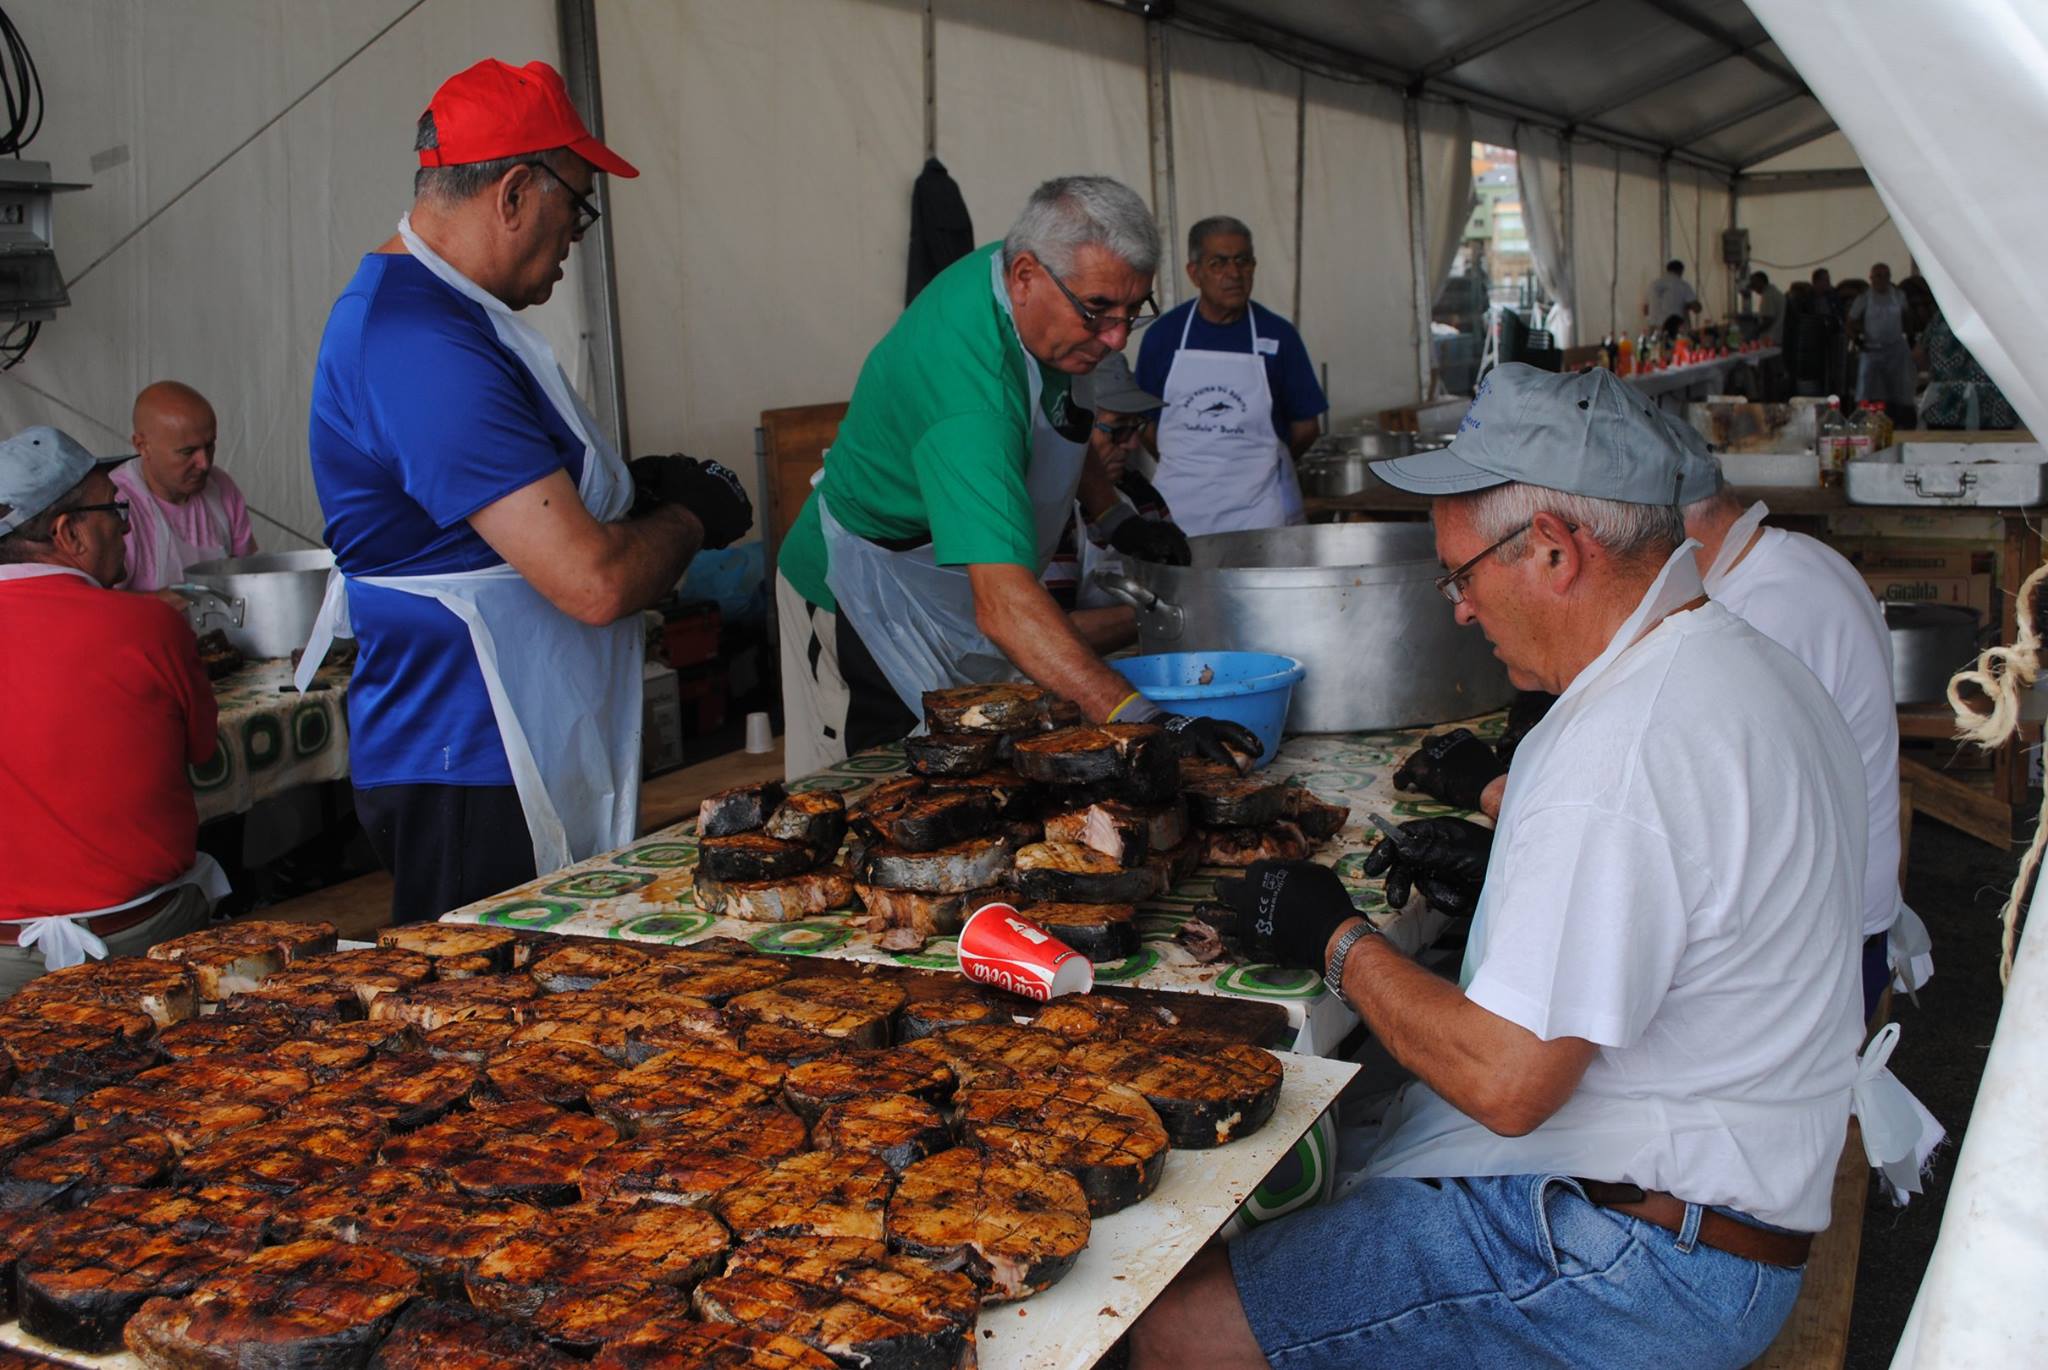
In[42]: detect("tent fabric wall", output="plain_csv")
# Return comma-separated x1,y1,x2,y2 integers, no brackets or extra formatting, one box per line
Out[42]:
1570,141,1620,342
1299,76,1418,422
1613,150,1666,335
0,0,585,552
1738,186,1912,293
1515,123,1575,347
1415,100,1474,297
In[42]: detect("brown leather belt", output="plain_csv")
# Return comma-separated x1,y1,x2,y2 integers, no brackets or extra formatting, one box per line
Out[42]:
1577,1181,1813,1268
0,889,180,946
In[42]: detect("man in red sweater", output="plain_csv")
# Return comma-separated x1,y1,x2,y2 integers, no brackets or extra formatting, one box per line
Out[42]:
0,426,224,997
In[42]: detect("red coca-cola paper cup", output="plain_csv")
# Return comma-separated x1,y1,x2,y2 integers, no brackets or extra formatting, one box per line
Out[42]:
957,902,1094,1001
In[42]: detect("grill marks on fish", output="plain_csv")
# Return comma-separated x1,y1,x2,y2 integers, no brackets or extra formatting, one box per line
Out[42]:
145,919,338,1000
714,1151,895,1243
124,1237,421,1367
11,958,199,1028
726,977,909,1050
0,1098,72,1166
377,923,521,974
0,1120,172,1211
529,992,736,1062
1178,762,1286,828
75,1056,310,1153
477,1039,618,1109
810,1094,953,1174
904,731,1000,777
699,832,821,883
577,1126,775,1209
954,1074,1169,1216
696,868,858,923
1010,724,1173,792
368,1298,576,1369
605,951,794,1007
531,1287,694,1358
1027,995,1133,1041
1064,1041,1282,1148
763,790,849,859
782,1049,953,1123
423,1018,521,1063
371,974,544,1029
528,942,654,994
593,1317,839,1369
897,988,1010,1041
922,683,1061,735
695,1237,980,1370
886,1147,1090,1302
587,1044,786,1136
1012,841,1159,905
700,781,789,838
152,1009,295,1063
227,947,435,1021
1013,901,1140,962
466,1202,730,1319
176,1109,384,1193
897,1025,1069,1089
294,1053,479,1131
379,1102,619,1208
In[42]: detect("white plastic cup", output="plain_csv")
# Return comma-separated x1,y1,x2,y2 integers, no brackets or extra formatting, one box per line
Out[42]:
957,901,1094,1001
744,711,774,754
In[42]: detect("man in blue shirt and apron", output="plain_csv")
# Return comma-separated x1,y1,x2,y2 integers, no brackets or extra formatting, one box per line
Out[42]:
306,59,752,921
1137,215,1328,537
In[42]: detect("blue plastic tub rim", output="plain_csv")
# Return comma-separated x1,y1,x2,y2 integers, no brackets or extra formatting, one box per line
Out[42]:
1119,651,1306,701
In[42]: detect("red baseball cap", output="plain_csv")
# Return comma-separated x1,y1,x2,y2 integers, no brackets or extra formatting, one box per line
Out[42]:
420,58,638,178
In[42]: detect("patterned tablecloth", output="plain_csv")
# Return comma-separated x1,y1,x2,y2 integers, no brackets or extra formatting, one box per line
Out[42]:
191,659,352,823
442,714,1505,1056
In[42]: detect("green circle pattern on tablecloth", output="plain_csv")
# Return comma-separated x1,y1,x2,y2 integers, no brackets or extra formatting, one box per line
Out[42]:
830,752,908,775
889,938,962,970
1221,1106,1338,1239
1213,964,1324,1000
242,715,284,773
786,774,872,795
290,702,331,758
749,922,854,955
542,870,657,900
1089,948,1159,983
612,912,713,942
189,732,233,791
477,899,583,929
618,841,698,869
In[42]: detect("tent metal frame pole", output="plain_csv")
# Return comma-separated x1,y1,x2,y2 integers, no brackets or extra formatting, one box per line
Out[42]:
1568,33,1778,123
922,0,937,161
1739,122,1842,171
1404,98,1433,402
1147,22,1179,312
1658,155,1672,268
1672,87,1810,148
1560,140,1574,339
1417,0,1603,81
1291,67,1306,325
555,0,629,455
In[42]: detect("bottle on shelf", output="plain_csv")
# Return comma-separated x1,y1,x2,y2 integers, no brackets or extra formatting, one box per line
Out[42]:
1842,401,1876,477
1616,333,1634,376
1817,396,1849,487
1861,401,1895,453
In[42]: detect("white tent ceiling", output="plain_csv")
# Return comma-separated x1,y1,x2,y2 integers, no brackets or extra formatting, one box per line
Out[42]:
1139,0,1834,173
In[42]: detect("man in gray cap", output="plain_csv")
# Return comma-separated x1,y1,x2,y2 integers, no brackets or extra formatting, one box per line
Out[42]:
1130,364,1868,1369
0,426,223,996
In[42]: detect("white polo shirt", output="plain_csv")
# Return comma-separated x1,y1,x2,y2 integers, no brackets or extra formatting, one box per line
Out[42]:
1367,548,1867,1231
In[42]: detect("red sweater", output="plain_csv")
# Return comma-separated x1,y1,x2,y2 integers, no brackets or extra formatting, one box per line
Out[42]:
0,568,218,918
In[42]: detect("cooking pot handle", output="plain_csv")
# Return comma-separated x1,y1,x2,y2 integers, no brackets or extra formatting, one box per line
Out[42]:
1091,571,1184,641
172,584,245,631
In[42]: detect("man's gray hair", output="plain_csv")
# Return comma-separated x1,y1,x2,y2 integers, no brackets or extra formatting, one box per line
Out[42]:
0,477,89,565
1187,215,1253,263
413,109,563,203
1460,481,1684,566
1002,176,1160,279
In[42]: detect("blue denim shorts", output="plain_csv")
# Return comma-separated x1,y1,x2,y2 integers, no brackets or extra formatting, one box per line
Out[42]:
1229,1174,1802,1370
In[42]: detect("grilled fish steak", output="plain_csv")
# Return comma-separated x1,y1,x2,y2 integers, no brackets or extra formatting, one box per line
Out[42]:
896,1024,1069,1088
1279,785,1351,840
696,868,858,923
955,1073,1169,1215
1028,994,1133,1040
1065,1040,1282,1148
887,1147,1089,1302
369,1298,577,1369
883,789,998,852
810,1094,953,1173
1015,901,1139,961
0,1097,72,1166
176,1109,385,1193
922,683,1059,735
700,832,820,883
294,1052,479,1130
371,973,543,1028
577,1132,769,1209
727,977,910,1050
466,1201,730,1318
588,1043,786,1135
0,1120,171,1210
528,942,654,994
604,948,793,1006
923,768,1043,821
763,790,850,859
858,835,1012,894
313,1018,425,1053
855,884,998,944
124,1237,420,1368
1179,762,1286,827
152,1009,295,1062
145,920,338,1000
1012,841,1159,905
1011,723,1171,791
897,988,1011,1041
382,1098,616,1184
11,957,199,1027
1199,820,1310,867
695,1236,979,1370
903,731,999,777
377,923,521,973
20,1194,264,1351
701,781,789,837
423,1018,520,1062
782,1049,954,1123
273,1035,375,1080
593,1317,838,1369
530,992,734,1062
220,972,364,1023
738,1024,842,1063
0,1204,51,1317
714,1150,895,1242
1042,802,1151,867
2,997,156,1053
75,1056,310,1152
477,1039,618,1109
531,1287,694,1358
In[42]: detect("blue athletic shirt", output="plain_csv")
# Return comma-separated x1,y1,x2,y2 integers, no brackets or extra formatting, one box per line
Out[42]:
1135,299,1329,439
308,252,584,789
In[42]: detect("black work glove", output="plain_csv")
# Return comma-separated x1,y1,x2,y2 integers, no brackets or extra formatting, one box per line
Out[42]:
1495,691,1557,767
1158,712,1263,771
1391,727,1505,811
628,454,754,550
1361,817,1492,917
1107,515,1191,567
1215,860,1360,972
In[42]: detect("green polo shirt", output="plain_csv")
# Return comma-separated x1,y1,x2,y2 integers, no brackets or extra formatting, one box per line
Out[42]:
778,243,1070,613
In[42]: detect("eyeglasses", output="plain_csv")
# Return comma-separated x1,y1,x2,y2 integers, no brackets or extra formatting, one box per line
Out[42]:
1203,253,1256,271
1093,420,1146,444
66,499,131,528
1043,266,1157,335
1433,518,1579,604
525,160,601,235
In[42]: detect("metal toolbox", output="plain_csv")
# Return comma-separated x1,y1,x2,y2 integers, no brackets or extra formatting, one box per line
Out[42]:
1844,460,2047,507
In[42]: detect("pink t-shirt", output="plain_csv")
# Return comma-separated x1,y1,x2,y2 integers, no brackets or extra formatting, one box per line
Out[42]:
109,459,258,591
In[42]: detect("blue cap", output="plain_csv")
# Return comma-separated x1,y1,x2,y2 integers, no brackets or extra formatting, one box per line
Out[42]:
1371,364,1713,506
0,426,123,536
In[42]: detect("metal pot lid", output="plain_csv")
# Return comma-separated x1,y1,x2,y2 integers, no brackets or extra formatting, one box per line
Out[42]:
1883,602,1979,630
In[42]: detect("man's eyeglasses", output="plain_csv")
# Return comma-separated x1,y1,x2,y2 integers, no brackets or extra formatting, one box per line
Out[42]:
1203,253,1256,272
66,500,131,528
1093,420,1146,444
526,160,601,235
1432,518,1578,604
1044,267,1157,335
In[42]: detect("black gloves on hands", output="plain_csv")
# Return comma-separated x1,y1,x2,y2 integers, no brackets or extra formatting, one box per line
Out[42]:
1496,690,1558,767
1215,859,1360,972
1158,712,1263,771
628,454,755,550
1361,817,1492,918
1391,727,1505,811
1107,515,1192,567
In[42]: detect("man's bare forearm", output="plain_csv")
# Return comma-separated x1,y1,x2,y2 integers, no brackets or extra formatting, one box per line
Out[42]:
969,562,1136,719
600,503,702,618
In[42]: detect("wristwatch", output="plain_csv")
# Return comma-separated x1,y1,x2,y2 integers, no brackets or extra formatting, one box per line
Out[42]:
1323,920,1378,1007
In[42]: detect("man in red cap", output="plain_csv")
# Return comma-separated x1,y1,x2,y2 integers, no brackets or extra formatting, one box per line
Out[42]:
307,59,753,922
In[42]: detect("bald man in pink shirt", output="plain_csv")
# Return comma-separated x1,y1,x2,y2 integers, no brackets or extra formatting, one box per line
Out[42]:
109,381,257,596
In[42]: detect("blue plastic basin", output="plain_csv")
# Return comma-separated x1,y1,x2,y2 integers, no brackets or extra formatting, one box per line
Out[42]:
1118,651,1306,770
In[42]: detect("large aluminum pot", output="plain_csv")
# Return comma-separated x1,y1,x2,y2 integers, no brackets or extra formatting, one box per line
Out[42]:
1094,523,1512,733
1885,602,1980,704
179,549,335,660
1297,432,1440,498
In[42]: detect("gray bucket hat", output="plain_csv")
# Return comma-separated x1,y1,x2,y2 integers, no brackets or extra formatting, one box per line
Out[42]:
0,426,125,537
1074,352,1163,415
1371,364,1720,504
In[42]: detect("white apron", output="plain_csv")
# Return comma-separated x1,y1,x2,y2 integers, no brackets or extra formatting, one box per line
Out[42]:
297,216,643,877
114,460,234,590
820,254,1090,718
0,563,233,968
1152,307,1302,536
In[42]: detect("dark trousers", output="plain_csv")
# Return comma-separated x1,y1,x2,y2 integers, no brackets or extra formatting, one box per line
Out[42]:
1862,931,1891,1025
353,783,536,924
835,611,919,756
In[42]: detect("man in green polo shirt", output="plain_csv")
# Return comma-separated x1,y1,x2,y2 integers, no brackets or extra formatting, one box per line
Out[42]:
776,175,1255,777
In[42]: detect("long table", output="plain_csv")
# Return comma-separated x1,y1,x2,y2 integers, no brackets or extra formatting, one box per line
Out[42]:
192,658,351,822
440,720,1497,1055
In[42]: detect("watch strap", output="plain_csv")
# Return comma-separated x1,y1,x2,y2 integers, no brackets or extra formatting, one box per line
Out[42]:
1323,920,1376,1005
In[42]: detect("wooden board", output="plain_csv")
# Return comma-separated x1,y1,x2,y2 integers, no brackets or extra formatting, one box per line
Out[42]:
759,401,847,558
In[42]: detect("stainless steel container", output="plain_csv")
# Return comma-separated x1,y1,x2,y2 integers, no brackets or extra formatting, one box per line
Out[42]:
1094,523,1512,732
1845,461,2047,507
179,549,335,660
1297,431,1438,499
1885,602,1981,704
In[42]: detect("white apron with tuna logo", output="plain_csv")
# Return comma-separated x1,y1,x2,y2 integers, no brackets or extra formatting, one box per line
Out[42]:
1152,307,1301,536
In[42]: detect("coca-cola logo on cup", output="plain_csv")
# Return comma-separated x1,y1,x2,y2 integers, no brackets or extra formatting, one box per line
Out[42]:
957,902,1093,1002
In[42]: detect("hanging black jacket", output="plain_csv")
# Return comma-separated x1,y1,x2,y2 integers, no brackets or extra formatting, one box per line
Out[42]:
906,158,975,306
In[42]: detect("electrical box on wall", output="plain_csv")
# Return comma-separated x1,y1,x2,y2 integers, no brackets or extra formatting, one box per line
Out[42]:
1720,227,1751,269
0,160,87,324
